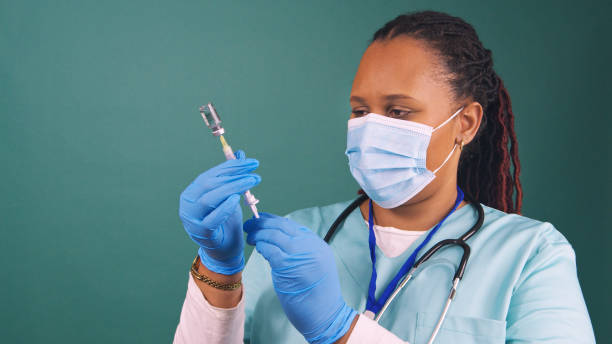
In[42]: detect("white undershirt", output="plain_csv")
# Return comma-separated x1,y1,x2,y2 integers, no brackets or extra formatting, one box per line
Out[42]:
365,220,426,258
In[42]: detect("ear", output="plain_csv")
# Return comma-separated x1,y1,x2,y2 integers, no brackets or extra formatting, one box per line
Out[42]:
457,101,483,145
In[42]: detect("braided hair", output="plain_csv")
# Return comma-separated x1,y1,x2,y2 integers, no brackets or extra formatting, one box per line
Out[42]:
370,10,523,214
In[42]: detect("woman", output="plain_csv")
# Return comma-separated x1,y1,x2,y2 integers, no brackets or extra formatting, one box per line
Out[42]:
173,11,595,344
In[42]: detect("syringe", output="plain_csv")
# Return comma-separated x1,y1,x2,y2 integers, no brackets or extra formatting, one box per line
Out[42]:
199,102,260,218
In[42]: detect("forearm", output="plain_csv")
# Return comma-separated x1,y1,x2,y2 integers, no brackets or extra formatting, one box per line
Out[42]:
173,260,245,344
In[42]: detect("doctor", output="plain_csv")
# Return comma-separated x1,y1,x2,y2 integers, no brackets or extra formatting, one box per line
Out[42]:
174,10,595,344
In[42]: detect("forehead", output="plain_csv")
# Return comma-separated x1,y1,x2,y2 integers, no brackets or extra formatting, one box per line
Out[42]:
351,36,448,99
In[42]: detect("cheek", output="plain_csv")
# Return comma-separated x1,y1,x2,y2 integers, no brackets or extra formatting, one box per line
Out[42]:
425,136,443,170
425,131,455,171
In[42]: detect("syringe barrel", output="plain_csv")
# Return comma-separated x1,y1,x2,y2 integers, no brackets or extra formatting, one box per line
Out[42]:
223,145,236,160
221,142,260,217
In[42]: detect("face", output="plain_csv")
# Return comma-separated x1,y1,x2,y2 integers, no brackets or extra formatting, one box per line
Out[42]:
349,36,481,204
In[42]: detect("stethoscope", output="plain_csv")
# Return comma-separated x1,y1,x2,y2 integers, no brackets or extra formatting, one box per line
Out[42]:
323,189,485,344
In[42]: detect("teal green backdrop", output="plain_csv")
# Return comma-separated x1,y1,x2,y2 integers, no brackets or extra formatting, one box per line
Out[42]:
1,1,609,342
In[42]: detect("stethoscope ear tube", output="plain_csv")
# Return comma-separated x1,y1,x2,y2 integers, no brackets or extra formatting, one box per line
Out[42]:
454,241,470,280
413,239,471,280
324,193,369,243
460,192,484,242
413,239,455,269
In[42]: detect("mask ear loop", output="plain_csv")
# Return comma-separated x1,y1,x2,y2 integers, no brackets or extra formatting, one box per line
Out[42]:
432,106,465,174
432,106,464,132
433,143,458,174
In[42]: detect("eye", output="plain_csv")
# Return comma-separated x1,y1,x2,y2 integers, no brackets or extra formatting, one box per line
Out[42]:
388,108,412,118
351,110,369,117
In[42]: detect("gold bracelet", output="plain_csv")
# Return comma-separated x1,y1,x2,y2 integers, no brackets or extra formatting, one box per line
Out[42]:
190,255,242,290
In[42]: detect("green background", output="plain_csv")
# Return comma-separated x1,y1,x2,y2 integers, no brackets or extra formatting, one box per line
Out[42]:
1,0,609,342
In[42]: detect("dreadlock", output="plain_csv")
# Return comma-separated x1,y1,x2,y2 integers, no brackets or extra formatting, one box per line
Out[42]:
370,10,523,213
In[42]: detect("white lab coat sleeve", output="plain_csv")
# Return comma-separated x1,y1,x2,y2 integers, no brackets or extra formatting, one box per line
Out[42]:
173,272,245,344
505,229,595,343
346,314,409,344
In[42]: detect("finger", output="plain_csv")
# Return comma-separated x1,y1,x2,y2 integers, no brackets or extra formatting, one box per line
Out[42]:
243,215,305,237
243,212,285,233
256,212,278,219
180,214,222,243
246,212,274,221
200,193,242,229
181,175,260,219
187,224,222,247
255,241,287,268
181,172,260,203
210,157,259,177
200,175,261,209
234,150,245,160
246,228,292,248
182,194,241,238
188,158,259,189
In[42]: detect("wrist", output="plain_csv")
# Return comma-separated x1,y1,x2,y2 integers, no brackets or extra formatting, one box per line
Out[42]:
198,247,244,275
193,255,243,308
196,256,242,284
307,304,357,344
332,306,358,344
334,314,359,344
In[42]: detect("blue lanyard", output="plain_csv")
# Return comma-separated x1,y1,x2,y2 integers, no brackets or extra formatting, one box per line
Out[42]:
365,185,464,314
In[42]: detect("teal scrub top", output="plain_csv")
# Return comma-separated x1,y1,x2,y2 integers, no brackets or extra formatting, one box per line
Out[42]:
242,199,595,343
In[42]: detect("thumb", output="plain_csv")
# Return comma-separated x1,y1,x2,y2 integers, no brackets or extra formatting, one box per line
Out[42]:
234,150,246,160
256,212,278,219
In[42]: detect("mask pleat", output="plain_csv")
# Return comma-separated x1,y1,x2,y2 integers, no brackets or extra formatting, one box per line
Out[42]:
345,110,457,209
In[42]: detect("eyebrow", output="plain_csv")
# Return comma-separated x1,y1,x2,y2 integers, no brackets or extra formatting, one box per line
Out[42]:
350,94,415,103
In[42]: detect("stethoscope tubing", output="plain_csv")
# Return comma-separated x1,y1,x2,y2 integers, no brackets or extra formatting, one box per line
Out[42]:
324,192,485,342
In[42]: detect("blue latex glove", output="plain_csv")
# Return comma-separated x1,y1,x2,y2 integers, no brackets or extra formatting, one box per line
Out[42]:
244,213,357,344
179,150,261,275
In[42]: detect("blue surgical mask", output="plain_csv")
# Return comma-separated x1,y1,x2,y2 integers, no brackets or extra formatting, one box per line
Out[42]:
345,106,464,208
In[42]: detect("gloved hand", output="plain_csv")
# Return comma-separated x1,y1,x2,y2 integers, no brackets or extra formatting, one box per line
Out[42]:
244,213,357,344
179,150,261,275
